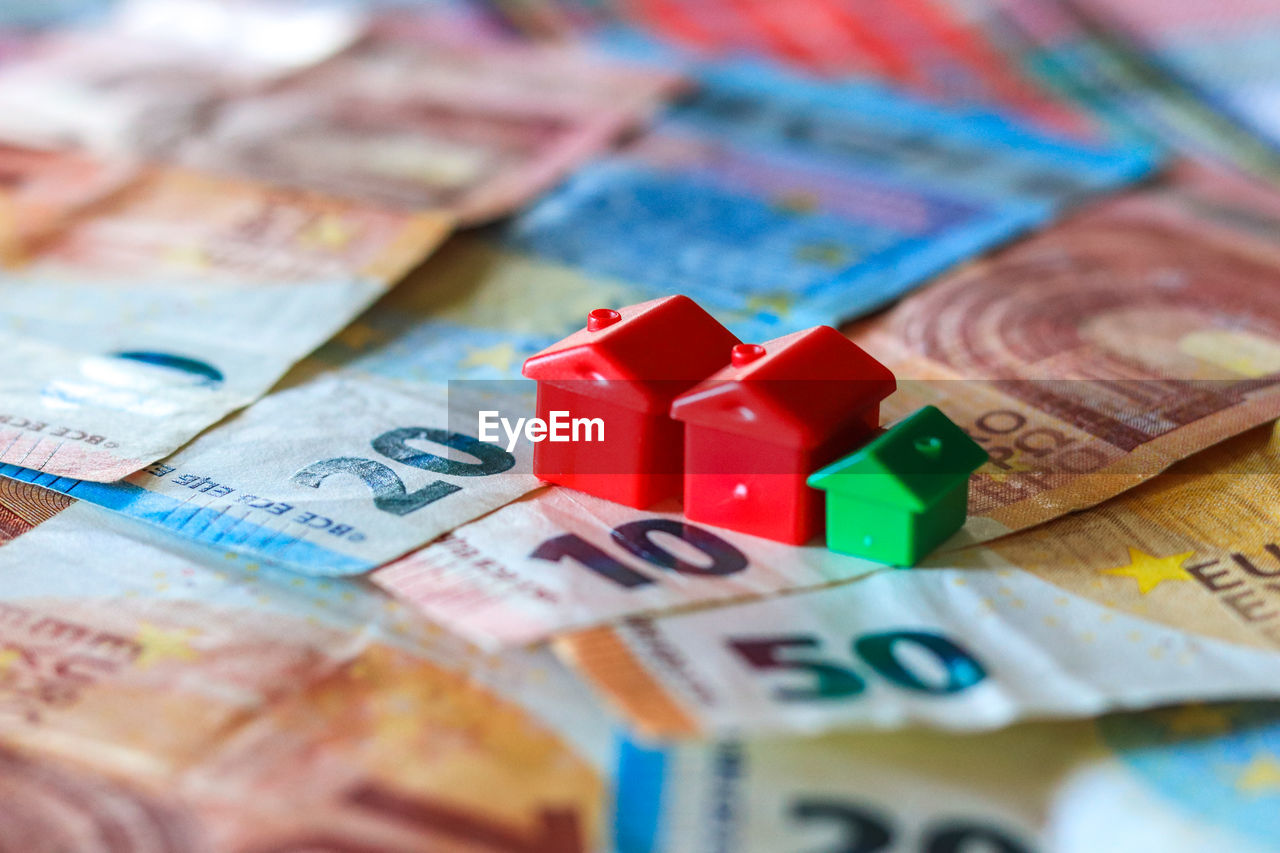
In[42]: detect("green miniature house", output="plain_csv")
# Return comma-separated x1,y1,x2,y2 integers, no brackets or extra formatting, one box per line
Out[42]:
806,405,988,566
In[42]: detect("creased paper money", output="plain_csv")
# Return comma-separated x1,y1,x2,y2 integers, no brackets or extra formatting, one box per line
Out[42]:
0,478,69,545
0,5,682,223
2,372,540,576
559,560,1280,738
371,486,884,648
175,21,682,223
613,702,1280,853
0,145,451,482
504,60,1158,328
591,1,1096,137
0,0,362,157
0,502,608,852
557,423,1280,738
848,161,1280,545
1067,0,1280,157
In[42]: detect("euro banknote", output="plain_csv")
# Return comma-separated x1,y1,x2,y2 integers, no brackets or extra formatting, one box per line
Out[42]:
0,144,451,483
0,742,604,853
503,60,1157,328
602,0,1279,181
1066,0,1280,157
586,2,1097,136
585,0,1280,187
0,229,641,575
612,702,1280,853
0,500,611,852
0,4,681,223
1,371,541,576
0,479,68,546
0,0,107,29
310,232,653,383
311,226,778,389
370,486,885,648
850,160,1280,544
555,421,1280,738
174,15,682,223
323,141,1257,400
0,0,362,157
990,0,1280,180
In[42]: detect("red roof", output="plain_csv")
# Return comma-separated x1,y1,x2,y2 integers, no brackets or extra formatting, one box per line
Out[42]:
670,326,896,442
522,295,741,412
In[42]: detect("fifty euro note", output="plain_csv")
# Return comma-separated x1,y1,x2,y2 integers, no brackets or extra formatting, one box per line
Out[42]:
555,425,1280,739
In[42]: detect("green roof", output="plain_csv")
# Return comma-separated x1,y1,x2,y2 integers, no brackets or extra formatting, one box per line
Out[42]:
807,405,988,510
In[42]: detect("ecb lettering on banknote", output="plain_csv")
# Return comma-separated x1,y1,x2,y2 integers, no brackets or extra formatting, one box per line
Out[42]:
1,374,540,575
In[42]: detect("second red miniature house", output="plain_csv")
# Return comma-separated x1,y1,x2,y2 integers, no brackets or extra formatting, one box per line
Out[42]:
670,327,896,544
522,295,741,508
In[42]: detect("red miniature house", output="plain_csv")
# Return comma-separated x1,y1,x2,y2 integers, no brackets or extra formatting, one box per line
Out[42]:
521,295,741,508
670,326,896,544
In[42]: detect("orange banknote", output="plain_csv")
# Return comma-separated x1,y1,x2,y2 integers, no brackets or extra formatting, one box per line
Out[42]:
0,144,451,483
0,479,69,546
0,500,606,852
849,161,1280,545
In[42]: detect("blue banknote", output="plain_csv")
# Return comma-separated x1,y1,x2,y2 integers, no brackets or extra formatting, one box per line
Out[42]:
613,703,1280,853
0,0,108,28
504,60,1159,329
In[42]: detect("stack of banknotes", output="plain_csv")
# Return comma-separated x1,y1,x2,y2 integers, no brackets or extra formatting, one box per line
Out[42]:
2,0,1280,850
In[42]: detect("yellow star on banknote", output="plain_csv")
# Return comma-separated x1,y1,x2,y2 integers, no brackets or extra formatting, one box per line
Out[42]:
163,243,209,270
746,294,794,317
794,241,848,267
133,623,201,669
300,213,357,249
1101,547,1196,595
772,191,818,214
0,647,20,675
460,342,518,372
1234,753,1280,795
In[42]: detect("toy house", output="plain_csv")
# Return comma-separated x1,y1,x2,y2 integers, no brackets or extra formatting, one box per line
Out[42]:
669,326,895,544
807,405,988,565
521,295,741,508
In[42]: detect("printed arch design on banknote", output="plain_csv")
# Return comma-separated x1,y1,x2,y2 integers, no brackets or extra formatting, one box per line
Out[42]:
0,479,71,544
0,747,204,853
894,217,1280,452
